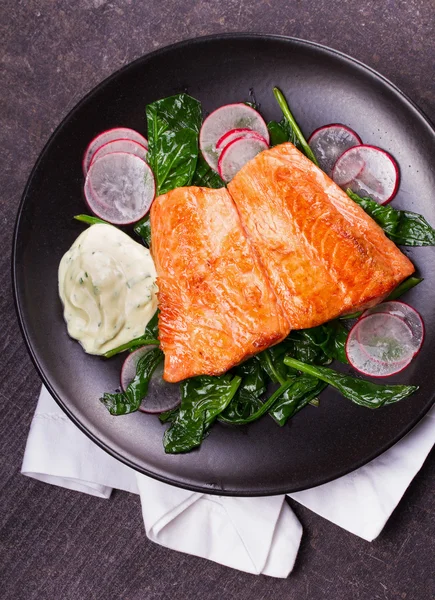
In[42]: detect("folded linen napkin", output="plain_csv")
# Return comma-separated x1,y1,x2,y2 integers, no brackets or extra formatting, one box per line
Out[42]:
22,386,435,577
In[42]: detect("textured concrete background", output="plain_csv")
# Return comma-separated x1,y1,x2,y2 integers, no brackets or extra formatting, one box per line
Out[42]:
1,1,434,599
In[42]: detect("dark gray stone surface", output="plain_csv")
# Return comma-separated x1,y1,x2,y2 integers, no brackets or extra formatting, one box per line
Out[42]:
1,1,434,598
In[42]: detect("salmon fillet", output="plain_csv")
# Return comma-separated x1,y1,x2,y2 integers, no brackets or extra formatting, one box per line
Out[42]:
150,186,290,382
228,142,414,329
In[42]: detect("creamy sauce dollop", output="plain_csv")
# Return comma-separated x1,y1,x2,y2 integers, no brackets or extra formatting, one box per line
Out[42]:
58,223,157,355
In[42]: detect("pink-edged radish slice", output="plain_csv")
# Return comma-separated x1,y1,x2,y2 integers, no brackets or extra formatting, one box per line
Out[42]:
90,138,148,167
308,124,362,176
332,144,399,204
84,152,155,225
121,346,180,414
216,128,258,150
200,103,269,171
346,312,421,377
82,127,148,175
218,135,269,182
363,301,424,353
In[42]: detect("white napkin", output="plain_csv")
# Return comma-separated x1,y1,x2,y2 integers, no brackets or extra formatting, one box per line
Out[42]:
22,386,302,577
22,386,435,577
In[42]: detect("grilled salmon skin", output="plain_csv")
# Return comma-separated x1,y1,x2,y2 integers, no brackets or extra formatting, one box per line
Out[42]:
150,186,290,382
228,142,414,329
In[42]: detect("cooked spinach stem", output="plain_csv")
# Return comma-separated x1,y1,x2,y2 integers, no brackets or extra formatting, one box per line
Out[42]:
339,311,363,321
386,276,423,300
103,337,159,358
74,214,109,226
219,378,295,425
272,87,319,166
268,377,326,426
283,357,418,408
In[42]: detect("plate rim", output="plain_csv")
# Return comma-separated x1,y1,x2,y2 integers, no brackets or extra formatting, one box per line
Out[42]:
12,33,435,496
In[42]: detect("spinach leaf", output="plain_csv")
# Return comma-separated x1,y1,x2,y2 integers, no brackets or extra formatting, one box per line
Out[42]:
144,310,159,340
152,129,199,195
270,376,327,426
321,321,349,363
219,378,296,425
74,214,108,226
221,357,266,421
267,118,297,147
221,389,263,422
191,154,225,188
348,189,435,246
284,331,330,365
100,348,164,415
272,87,319,165
285,321,349,365
257,344,295,384
134,214,152,247
163,375,242,453
284,357,418,408
159,406,179,424
103,336,159,359
146,93,202,195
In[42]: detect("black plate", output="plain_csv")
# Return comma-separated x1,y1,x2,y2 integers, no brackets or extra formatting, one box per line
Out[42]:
12,34,435,496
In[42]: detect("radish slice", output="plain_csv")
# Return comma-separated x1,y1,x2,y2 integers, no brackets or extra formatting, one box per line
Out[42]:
346,310,422,377
200,104,269,171
84,152,155,225
90,139,148,167
121,347,180,414
83,128,148,175
363,301,424,353
216,128,258,150
218,135,269,182
308,124,362,176
332,144,399,204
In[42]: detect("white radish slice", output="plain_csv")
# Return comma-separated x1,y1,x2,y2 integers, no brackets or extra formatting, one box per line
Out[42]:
200,103,269,171
332,144,399,204
84,152,155,225
216,128,258,150
82,127,148,175
90,139,148,167
346,312,420,377
120,346,180,414
363,301,424,353
218,135,269,182
308,124,362,176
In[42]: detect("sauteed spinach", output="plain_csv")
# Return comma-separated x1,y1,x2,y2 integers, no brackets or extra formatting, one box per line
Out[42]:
101,348,164,415
283,358,418,409
163,375,241,453
97,89,425,454
347,189,435,246
146,93,202,195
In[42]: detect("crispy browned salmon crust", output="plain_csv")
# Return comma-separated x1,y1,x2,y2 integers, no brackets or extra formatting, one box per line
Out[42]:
228,142,414,329
150,186,290,382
